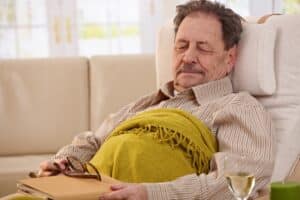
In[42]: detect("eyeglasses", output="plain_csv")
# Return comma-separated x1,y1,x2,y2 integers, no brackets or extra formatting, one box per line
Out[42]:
29,156,102,181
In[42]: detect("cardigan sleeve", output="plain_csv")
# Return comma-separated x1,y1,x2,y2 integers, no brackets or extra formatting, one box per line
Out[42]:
52,92,157,163
52,102,136,162
144,94,276,200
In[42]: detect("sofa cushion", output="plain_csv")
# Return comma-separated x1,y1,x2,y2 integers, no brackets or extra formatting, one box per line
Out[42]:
0,58,90,155
0,154,53,196
155,20,277,96
89,55,157,131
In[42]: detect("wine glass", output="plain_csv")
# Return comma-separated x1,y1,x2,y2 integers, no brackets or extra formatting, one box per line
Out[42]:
224,155,256,200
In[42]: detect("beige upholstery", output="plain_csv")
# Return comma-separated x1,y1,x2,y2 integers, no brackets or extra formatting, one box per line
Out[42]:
156,14,300,182
232,23,276,95
0,155,52,195
0,57,91,196
0,55,156,196
90,55,157,131
0,57,90,155
256,15,300,181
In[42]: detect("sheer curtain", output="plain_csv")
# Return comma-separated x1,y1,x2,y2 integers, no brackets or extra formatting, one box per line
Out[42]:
0,0,141,58
0,0,299,58
0,0,48,58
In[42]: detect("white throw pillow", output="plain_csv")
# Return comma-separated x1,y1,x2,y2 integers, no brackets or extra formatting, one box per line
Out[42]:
255,15,300,181
232,23,277,95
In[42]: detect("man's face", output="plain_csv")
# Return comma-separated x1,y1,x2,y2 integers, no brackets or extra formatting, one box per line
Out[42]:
172,12,237,92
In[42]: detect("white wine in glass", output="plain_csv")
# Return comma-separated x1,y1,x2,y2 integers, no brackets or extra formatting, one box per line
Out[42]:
224,155,255,200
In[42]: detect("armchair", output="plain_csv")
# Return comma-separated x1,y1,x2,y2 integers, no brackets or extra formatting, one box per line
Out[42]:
156,13,300,194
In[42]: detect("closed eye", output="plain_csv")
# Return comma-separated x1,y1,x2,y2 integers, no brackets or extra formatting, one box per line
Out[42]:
197,43,214,54
175,44,188,51
177,45,187,50
198,47,214,54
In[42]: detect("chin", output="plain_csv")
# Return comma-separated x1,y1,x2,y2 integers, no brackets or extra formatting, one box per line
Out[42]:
184,77,205,84
177,80,202,90
177,74,205,84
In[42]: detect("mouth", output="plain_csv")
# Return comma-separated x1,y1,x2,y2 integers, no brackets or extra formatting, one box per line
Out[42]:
176,63,206,77
177,69,204,76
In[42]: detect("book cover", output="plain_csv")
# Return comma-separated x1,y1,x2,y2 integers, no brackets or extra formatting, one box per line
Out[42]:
17,175,119,200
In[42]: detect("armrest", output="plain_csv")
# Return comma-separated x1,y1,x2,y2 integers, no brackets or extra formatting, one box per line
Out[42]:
286,154,300,182
255,155,300,200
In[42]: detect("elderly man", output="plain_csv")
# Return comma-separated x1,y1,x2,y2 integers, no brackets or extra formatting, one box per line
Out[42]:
39,0,275,200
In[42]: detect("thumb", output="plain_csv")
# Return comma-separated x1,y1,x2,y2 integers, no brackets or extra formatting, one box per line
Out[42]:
55,159,68,170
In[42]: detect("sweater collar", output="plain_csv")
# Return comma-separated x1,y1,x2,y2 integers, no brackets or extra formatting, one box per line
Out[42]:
159,76,233,105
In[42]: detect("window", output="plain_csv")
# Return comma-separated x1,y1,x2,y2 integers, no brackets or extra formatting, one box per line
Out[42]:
217,0,250,16
218,0,300,16
282,0,300,13
0,0,48,58
0,0,299,59
0,0,141,58
77,0,140,56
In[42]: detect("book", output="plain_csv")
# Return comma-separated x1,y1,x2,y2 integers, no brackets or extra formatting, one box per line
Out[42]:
17,174,119,200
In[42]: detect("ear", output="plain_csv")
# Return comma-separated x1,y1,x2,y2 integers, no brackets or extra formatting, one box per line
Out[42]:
225,45,238,73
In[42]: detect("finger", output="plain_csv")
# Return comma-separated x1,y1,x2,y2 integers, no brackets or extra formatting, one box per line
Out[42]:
37,170,56,177
54,159,69,171
38,160,64,177
39,160,57,171
39,159,68,172
55,159,68,170
99,191,127,200
111,184,128,191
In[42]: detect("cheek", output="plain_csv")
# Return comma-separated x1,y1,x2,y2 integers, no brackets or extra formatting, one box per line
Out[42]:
198,56,218,73
208,60,228,77
202,55,226,72
172,53,183,72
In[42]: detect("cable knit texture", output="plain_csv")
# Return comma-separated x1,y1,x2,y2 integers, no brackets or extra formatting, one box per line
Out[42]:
53,76,275,200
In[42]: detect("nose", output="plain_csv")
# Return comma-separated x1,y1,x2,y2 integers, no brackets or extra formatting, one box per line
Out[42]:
183,47,197,64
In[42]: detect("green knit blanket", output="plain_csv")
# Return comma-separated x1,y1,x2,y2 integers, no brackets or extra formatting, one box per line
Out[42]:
89,108,217,183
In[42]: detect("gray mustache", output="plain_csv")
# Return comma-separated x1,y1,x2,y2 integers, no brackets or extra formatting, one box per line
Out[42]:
177,64,204,74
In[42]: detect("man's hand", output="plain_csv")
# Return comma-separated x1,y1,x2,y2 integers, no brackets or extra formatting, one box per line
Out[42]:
99,183,148,200
38,159,68,177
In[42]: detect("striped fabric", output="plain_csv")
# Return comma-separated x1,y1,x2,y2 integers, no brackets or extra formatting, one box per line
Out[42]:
54,76,275,200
